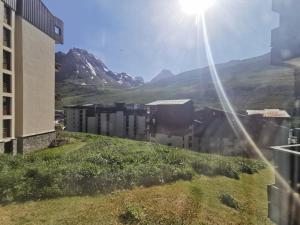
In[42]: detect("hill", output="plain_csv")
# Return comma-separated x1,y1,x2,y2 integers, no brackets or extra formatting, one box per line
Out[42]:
151,69,175,83
0,132,271,225
57,53,295,110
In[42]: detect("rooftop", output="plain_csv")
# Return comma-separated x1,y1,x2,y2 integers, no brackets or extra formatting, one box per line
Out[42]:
284,57,300,67
246,109,290,118
146,99,191,106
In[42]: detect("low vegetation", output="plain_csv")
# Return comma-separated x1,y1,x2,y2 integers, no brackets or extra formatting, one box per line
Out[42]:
0,132,266,204
0,169,273,225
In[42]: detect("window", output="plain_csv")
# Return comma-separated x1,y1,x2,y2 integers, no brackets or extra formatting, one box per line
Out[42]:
3,74,11,93
3,5,11,26
3,27,11,48
55,26,61,35
3,50,11,70
3,97,11,115
3,119,11,138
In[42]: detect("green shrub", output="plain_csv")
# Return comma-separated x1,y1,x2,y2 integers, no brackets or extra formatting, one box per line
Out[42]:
219,193,239,209
120,204,146,224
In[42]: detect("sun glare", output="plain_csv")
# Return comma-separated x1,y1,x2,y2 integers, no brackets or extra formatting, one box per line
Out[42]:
180,0,216,15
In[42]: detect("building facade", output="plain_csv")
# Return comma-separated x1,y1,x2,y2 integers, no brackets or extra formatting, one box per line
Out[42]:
271,0,300,64
146,99,194,149
64,103,147,141
193,107,290,156
269,0,300,224
0,0,63,154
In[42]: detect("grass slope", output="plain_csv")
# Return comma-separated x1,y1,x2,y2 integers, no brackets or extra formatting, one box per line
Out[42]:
0,171,273,224
0,132,272,224
57,54,295,110
0,132,266,202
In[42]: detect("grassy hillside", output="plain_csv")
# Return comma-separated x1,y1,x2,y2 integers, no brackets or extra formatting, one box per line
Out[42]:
0,133,272,224
0,170,273,225
57,54,295,110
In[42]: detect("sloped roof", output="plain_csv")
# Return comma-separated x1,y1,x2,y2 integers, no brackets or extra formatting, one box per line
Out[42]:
246,109,290,118
146,99,191,106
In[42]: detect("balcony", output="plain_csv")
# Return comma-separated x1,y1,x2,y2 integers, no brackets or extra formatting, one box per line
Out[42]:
3,5,11,26
268,144,300,225
3,97,11,116
3,74,11,93
3,27,11,48
3,119,11,139
3,50,11,71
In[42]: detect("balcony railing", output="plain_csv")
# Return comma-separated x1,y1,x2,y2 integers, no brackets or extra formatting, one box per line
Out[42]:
268,144,300,225
3,120,11,139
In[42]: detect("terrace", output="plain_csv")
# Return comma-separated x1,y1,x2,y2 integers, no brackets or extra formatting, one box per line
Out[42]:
268,144,300,225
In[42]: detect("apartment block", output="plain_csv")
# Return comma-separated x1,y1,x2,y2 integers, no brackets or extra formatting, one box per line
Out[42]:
271,0,300,64
146,99,194,149
64,103,147,141
0,0,63,154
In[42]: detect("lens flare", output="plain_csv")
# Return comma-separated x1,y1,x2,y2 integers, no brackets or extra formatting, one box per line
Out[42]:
180,0,216,15
200,14,300,209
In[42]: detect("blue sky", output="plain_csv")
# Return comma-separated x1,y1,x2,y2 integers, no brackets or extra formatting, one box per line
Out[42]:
44,0,278,81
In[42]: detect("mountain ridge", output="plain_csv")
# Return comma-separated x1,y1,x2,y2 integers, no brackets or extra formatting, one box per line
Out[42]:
56,48,144,88
56,52,295,111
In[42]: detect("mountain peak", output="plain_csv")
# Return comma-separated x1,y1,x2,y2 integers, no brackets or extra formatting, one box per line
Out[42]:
55,48,144,87
151,69,175,83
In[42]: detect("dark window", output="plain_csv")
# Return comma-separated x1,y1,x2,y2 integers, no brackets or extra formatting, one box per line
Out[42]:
168,143,172,146
3,74,11,93
125,116,129,135
3,27,11,48
55,26,61,35
3,97,11,115
3,119,11,138
4,6,11,26
3,50,11,70
4,141,13,154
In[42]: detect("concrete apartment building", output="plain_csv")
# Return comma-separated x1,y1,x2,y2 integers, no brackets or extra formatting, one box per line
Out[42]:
146,99,289,155
268,0,300,224
193,107,290,156
0,0,63,154
146,99,194,149
64,103,147,141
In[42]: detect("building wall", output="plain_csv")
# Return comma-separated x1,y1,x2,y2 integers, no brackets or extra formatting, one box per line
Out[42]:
114,111,124,137
64,108,147,141
136,115,146,140
87,117,97,134
65,109,87,132
150,133,192,149
15,17,55,137
100,113,107,135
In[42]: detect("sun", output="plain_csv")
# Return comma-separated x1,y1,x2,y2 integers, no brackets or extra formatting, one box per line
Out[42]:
179,0,216,15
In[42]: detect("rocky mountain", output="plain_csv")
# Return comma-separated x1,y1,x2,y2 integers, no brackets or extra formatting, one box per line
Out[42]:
56,48,144,87
151,69,175,83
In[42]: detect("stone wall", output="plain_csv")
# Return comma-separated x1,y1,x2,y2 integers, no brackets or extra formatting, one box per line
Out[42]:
17,131,56,154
